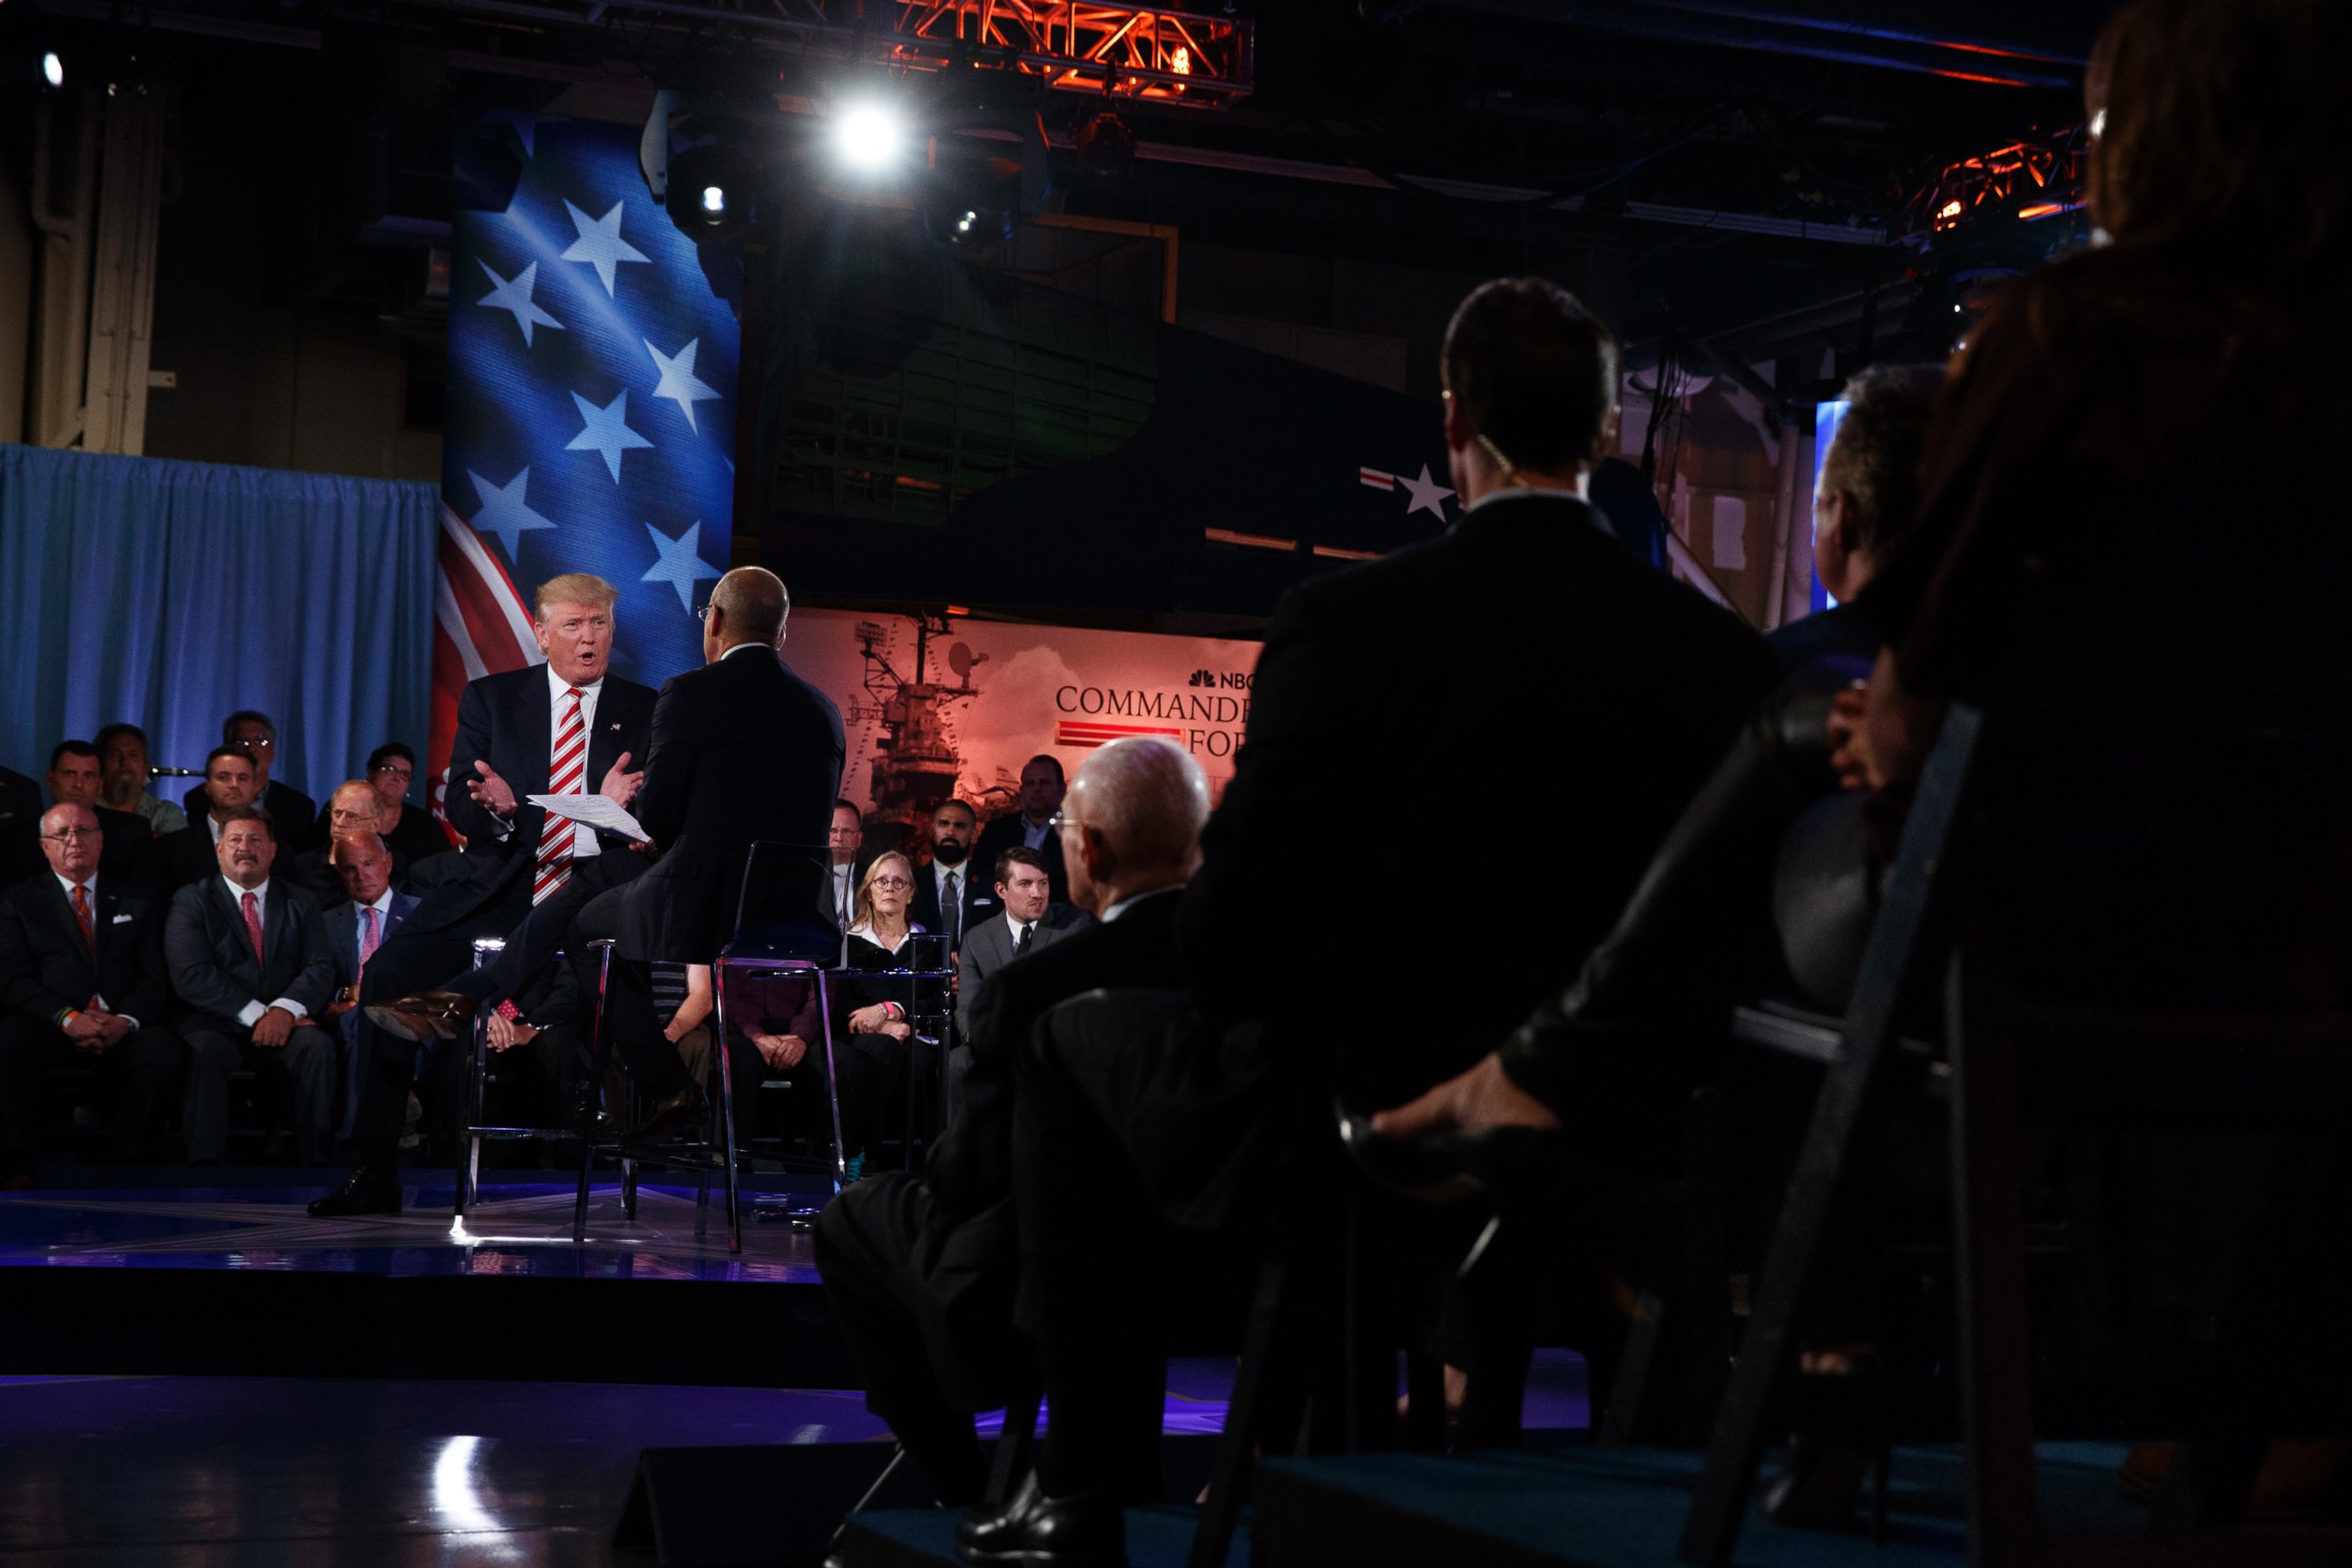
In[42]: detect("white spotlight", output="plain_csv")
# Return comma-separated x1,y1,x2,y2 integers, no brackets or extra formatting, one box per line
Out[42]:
701,185,727,216
833,103,906,173
42,52,65,89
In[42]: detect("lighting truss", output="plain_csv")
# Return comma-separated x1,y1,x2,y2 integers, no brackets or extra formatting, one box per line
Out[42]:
1906,126,2086,240
864,3,1253,108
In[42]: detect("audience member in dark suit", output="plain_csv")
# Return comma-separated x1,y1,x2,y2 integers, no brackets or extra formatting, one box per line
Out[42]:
0,804,186,1181
566,567,846,1145
908,799,995,956
35,741,158,897
314,573,655,1216
318,833,417,1146
94,724,188,838
971,754,1071,906
973,280,1779,1560
156,748,267,895
180,711,318,853
817,739,1204,1508
358,743,453,869
309,744,449,872
954,847,1090,1041
283,781,415,910
0,768,40,896
821,799,876,935
1377,364,1954,1150
1763,367,1945,681
165,808,337,1165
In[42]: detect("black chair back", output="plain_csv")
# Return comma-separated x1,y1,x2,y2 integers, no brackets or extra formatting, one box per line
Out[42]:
725,841,840,965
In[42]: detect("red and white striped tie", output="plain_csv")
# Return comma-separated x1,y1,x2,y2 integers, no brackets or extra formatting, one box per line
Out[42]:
533,685,586,905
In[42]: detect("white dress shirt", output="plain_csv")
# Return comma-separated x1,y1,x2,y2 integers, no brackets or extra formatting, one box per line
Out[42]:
932,859,970,927
829,863,857,923
218,875,310,1027
544,663,606,860
53,872,133,1029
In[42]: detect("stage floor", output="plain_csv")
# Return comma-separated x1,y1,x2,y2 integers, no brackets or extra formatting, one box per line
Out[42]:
0,1175,823,1283
0,1171,852,1386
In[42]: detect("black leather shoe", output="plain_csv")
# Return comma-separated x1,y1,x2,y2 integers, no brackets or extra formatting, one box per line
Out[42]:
365,988,480,1044
565,1080,606,1140
308,1166,403,1218
620,1083,709,1147
1335,1097,1567,1204
956,1473,1123,1566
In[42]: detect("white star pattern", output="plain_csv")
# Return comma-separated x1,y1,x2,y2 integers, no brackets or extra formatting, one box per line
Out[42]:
476,260,565,347
645,338,722,433
566,389,654,482
1397,463,1456,519
466,467,556,561
642,519,722,612
561,200,652,298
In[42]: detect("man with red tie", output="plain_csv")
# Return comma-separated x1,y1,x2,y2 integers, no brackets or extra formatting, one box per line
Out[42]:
163,808,337,1166
312,573,655,1217
0,803,187,1183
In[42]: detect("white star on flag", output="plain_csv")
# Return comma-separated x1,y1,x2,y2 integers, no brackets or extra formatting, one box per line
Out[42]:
476,260,564,347
466,467,556,561
561,200,652,298
1397,463,1455,519
642,519,722,612
567,389,654,482
645,338,722,433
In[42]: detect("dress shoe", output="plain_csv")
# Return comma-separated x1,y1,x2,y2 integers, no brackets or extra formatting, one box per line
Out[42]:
308,1166,403,1218
565,1081,607,1140
366,989,480,1044
621,1083,710,1147
956,1473,1123,1566
1335,1097,1567,1204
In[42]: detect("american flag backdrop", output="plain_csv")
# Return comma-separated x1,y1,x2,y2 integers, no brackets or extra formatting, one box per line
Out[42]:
433,114,741,817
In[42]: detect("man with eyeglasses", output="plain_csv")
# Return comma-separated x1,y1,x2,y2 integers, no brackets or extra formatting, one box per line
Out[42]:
358,743,452,869
180,711,318,853
283,782,418,910
0,804,187,1183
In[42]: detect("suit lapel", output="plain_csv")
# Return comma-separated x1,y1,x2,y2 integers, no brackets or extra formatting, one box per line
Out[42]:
518,669,554,793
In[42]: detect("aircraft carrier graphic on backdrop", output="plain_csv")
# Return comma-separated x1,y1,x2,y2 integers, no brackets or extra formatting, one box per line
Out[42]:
849,615,1014,858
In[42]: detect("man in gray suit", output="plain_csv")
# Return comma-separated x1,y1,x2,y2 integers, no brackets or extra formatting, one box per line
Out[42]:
164,808,337,1164
955,847,1090,1040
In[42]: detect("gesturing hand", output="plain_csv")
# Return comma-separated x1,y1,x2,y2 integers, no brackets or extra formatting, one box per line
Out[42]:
466,760,518,819
600,751,644,809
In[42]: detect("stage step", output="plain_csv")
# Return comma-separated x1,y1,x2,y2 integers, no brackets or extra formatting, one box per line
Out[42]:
830,1503,1248,1568
1248,1443,2145,1568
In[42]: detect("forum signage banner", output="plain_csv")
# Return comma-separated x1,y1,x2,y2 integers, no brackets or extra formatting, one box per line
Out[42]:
432,113,740,810
784,608,1261,844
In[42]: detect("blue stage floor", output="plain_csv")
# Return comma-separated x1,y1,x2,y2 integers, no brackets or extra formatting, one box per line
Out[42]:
0,1171,826,1282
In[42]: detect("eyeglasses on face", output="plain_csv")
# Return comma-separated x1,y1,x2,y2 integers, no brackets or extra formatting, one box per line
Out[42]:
869,875,913,889
372,763,413,779
234,736,276,751
41,828,95,843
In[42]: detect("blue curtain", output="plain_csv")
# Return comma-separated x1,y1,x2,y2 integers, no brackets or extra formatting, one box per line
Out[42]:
0,445,437,805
